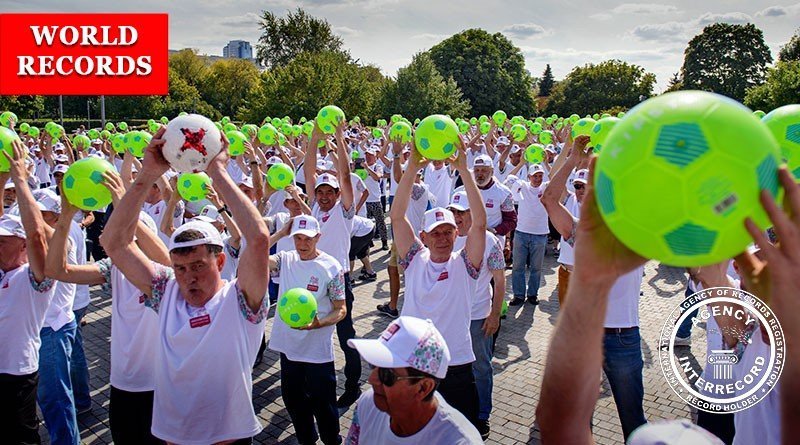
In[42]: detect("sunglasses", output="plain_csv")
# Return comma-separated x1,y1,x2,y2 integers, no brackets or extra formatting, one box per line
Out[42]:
370,365,426,387
573,183,585,190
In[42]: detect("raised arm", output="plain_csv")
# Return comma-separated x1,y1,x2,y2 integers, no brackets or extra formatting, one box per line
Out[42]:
206,135,270,312
389,146,427,259
304,128,321,202
452,140,487,269
45,199,105,285
541,136,590,239
160,177,181,237
334,124,354,211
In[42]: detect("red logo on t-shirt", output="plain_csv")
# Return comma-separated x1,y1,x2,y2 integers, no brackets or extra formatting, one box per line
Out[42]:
1,279,8,289
138,294,145,304
486,199,494,208
154,207,160,215
307,276,319,292
189,314,211,328
321,213,330,223
437,270,449,281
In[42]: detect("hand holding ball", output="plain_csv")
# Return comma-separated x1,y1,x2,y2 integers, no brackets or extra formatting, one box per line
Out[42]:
162,114,222,173
62,158,115,211
278,288,318,328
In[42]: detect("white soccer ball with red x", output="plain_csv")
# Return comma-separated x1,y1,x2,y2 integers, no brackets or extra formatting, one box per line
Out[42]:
162,114,222,173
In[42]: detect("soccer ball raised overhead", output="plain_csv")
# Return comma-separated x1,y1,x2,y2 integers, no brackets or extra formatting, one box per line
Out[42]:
594,91,781,267
162,114,222,173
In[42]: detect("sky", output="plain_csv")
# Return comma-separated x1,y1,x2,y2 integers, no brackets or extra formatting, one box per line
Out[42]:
4,0,800,91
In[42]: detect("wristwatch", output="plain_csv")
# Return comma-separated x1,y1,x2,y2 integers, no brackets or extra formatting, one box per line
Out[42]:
218,205,231,216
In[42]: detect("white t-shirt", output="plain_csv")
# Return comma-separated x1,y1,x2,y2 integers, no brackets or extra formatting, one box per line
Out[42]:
423,164,454,211
399,242,478,365
455,180,514,245
69,221,90,311
45,239,78,331
350,173,368,217
226,159,245,185
454,232,505,320
557,194,580,267
268,250,345,363
0,265,55,375
34,157,51,184
221,234,240,281
143,200,185,246
510,180,549,235
148,273,266,445
346,390,482,445
364,162,384,203
408,183,435,235
603,266,644,328
496,162,526,185
273,212,296,254
351,215,376,238
312,201,355,270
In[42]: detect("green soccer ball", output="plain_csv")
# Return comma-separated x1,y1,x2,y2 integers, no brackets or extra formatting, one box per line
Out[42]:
479,121,491,135
571,118,597,140
177,172,211,202
377,119,387,127
105,122,115,131
415,115,459,161
160,116,169,125
222,122,237,133
594,91,782,267
492,110,507,126
100,130,111,140
226,130,248,156
111,134,126,154
62,158,115,211
241,124,259,140
148,120,161,133
0,111,18,128
27,126,40,138
538,130,554,145
469,117,478,125
267,163,295,190
73,134,92,151
389,122,412,143
524,144,545,164
278,288,318,328
510,124,528,142
355,168,368,180
124,131,151,158
458,120,470,134
316,105,346,135
372,128,384,139
48,124,64,140
0,127,21,172
478,115,489,124
753,110,766,119
592,113,600,120
568,114,580,124
87,129,100,140
761,104,800,181
19,122,30,134
258,123,278,145
510,115,524,126
117,122,128,131
221,116,231,126
528,122,543,135
590,117,621,153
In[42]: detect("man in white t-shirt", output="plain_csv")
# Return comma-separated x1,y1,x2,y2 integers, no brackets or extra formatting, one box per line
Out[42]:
102,128,271,444
346,316,482,444
268,215,347,445
0,144,57,445
458,154,516,249
391,141,486,427
423,160,454,211
363,148,388,250
142,175,184,246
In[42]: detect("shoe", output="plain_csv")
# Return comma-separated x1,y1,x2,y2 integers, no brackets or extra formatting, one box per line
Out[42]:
674,335,691,346
508,297,525,306
476,419,490,440
526,296,539,306
336,389,362,409
359,271,377,281
381,243,390,251
76,404,92,416
376,303,399,318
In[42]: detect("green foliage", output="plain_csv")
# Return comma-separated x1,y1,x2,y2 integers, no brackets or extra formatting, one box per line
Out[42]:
681,23,772,102
375,53,470,120
256,8,346,69
429,29,535,116
242,51,382,123
544,60,655,116
744,61,800,111
0,95,46,119
161,69,217,119
199,59,261,118
538,64,555,97
169,49,209,87
103,96,164,120
779,29,800,62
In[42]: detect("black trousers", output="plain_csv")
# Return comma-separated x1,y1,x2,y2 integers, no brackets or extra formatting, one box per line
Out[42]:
349,229,375,261
0,372,40,445
109,386,164,445
87,209,109,261
437,363,480,427
280,354,340,445
337,273,361,392
697,410,735,445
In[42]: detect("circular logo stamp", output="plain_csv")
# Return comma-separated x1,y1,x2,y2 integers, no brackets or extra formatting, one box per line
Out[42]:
659,286,785,413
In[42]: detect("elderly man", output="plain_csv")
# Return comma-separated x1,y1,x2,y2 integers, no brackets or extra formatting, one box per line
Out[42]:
346,316,482,444
390,140,486,426
102,129,271,444
456,154,516,249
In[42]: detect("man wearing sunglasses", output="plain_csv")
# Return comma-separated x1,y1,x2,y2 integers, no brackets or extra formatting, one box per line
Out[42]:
345,316,482,444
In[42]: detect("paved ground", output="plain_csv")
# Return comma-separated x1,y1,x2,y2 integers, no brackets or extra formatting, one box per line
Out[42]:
49,241,704,444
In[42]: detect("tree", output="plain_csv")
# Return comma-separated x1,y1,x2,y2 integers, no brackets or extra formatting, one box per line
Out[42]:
104,96,164,120
744,61,800,111
429,29,535,116
665,72,683,92
256,8,345,69
544,60,656,116
538,64,555,97
169,49,209,87
681,23,772,102
0,95,46,119
199,59,261,118
160,68,217,118
243,51,383,123
375,53,470,120
779,29,800,62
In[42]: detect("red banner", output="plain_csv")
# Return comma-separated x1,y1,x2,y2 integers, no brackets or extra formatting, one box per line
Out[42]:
0,13,168,95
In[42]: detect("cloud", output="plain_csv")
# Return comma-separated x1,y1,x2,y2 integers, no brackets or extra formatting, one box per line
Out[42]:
411,33,449,41
589,13,613,20
631,11,755,43
502,23,549,39
631,22,687,42
612,3,680,14
333,26,361,37
696,12,752,26
218,12,262,27
755,3,800,17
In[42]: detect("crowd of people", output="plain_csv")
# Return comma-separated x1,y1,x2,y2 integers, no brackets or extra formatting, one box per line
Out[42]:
0,113,798,445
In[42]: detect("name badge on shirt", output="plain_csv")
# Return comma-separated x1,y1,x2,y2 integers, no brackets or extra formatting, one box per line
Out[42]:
189,314,211,328
321,213,330,223
138,295,146,304
437,270,449,281
486,199,494,208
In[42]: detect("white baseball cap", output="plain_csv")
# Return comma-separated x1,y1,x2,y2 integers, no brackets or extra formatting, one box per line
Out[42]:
168,220,224,252
423,207,456,233
4,180,15,190
628,420,723,445
448,191,470,211
348,316,451,379
572,168,589,184
510,145,522,154
54,154,69,163
137,211,158,235
238,176,254,189
473,154,494,169
544,145,556,154
0,215,26,238
192,205,223,224
290,215,320,237
33,189,61,214
528,164,544,176
315,174,340,190
53,164,69,175
496,136,510,146
266,156,282,166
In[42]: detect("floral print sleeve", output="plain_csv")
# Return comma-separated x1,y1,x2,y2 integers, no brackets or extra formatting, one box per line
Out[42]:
225,239,241,260
398,240,423,270
500,192,515,212
411,183,425,201
341,201,356,220
96,257,112,286
28,268,54,293
146,264,175,313
487,238,506,271
564,216,579,248
269,253,282,279
237,281,268,324
345,403,361,445
461,249,482,279
327,270,346,301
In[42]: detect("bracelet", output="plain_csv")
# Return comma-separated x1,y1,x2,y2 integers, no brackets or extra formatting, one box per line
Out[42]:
218,205,231,216
249,161,259,165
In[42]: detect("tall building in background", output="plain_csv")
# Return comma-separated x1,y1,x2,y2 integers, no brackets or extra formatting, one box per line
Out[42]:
223,40,253,59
